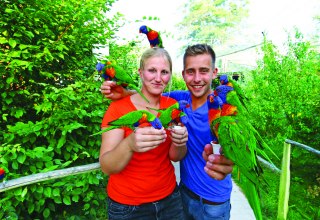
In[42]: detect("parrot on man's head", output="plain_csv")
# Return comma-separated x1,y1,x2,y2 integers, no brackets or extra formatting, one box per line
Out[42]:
147,100,190,128
139,25,164,48
210,75,279,220
91,110,163,136
96,60,150,103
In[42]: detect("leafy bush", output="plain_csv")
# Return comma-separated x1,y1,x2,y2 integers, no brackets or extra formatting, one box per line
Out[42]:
0,0,126,218
242,31,320,219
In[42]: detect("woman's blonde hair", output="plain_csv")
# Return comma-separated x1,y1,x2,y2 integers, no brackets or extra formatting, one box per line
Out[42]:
139,48,172,72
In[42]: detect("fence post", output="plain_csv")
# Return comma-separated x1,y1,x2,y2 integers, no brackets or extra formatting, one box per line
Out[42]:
277,142,291,220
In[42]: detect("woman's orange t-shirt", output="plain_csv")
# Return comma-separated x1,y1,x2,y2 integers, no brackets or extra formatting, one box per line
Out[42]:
101,95,177,205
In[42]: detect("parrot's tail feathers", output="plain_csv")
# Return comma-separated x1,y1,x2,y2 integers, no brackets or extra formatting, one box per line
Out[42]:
90,126,116,136
129,84,150,103
241,177,263,220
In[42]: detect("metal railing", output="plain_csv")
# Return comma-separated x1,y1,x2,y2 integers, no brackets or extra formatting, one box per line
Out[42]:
1,139,318,193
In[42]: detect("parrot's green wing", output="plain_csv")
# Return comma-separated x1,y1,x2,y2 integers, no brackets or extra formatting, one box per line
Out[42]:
108,110,155,126
111,63,150,103
90,110,161,136
212,115,274,220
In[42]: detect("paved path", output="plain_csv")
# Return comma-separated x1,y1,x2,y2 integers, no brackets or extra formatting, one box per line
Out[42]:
172,162,255,220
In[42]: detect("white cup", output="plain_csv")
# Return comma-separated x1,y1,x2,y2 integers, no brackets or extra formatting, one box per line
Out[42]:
173,125,182,130
210,141,221,155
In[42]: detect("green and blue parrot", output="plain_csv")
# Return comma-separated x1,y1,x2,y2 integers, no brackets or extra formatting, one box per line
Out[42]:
91,110,163,136
96,60,150,103
147,100,189,128
139,25,164,48
209,75,278,220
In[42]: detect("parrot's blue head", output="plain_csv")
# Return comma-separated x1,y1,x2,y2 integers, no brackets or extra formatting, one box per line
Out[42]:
180,114,188,125
215,85,234,104
139,25,148,34
207,93,223,109
151,118,163,129
178,100,190,109
219,75,229,85
96,62,105,72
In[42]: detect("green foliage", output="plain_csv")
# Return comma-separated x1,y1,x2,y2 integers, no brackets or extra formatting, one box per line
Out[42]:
245,31,320,153
165,74,187,92
0,0,125,218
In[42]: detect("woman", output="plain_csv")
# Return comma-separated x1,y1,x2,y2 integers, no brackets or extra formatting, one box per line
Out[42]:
99,48,188,220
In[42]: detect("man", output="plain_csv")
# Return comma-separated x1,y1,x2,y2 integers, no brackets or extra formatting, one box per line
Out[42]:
100,44,234,220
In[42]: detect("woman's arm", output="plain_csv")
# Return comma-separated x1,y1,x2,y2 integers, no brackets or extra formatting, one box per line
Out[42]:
99,127,167,175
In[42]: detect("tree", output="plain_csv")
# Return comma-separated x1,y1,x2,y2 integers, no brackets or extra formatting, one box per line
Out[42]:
176,0,249,46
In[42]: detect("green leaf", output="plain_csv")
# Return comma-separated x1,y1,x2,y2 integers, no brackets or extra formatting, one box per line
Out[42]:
44,187,52,197
28,203,35,214
57,135,66,148
9,38,17,48
17,153,26,164
52,188,60,197
43,208,50,218
63,195,71,205
0,37,8,44
21,187,28,198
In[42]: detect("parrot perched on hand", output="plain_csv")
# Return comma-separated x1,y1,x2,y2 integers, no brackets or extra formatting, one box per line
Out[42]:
210,78,279,220
147,100,190,128
91,110,163,136
96,60,150,103
139,25,164,48
0,168,5,180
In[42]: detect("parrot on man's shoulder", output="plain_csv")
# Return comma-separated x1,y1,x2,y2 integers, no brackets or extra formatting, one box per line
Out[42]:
209,74,279,220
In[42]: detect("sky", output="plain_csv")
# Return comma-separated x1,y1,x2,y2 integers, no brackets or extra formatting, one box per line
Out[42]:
108,0,319,72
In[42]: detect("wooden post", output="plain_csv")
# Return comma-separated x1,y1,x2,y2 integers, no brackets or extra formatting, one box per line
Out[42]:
277,142,291,220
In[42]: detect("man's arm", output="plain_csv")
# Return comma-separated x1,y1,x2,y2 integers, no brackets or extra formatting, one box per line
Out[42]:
100,81,135,100
202,144,234,180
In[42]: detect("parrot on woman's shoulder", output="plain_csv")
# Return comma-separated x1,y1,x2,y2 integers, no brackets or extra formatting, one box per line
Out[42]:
96,60,150,103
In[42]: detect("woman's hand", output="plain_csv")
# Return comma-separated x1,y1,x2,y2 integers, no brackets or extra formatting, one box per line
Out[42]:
169,125,188,147
129,127,167,152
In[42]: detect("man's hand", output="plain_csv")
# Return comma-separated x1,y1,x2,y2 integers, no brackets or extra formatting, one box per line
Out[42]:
100,81,125,100
202,144,234,180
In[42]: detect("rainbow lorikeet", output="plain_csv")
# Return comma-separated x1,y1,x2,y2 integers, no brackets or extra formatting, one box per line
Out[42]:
96,60,150,103
139,25,164,48
210,78,278,220
91,110,163,136
207,92,223,140
0,168,5,180
219,74,248,109
147,100,190,128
